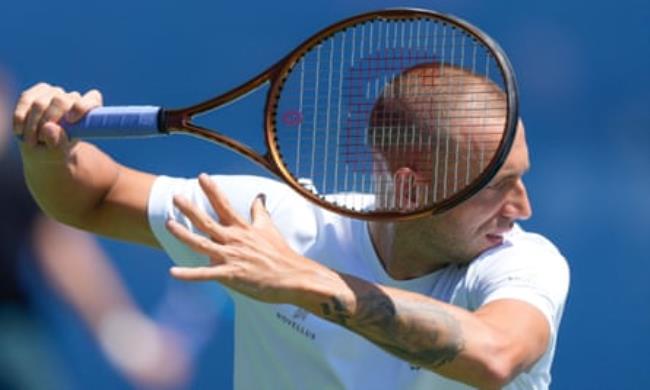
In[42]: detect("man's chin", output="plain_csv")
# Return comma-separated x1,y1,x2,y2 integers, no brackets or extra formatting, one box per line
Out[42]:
467,235,504,260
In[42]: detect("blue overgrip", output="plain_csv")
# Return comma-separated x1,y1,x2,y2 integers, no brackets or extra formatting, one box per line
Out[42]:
64,106,162,138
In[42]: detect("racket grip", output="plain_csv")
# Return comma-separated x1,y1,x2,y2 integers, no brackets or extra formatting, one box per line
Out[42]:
64,106,163,139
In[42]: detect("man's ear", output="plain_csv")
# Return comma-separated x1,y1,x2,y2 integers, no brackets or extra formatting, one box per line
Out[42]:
393,166,420,209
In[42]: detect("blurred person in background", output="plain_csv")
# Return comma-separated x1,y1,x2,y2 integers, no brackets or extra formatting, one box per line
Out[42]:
0,68,193,390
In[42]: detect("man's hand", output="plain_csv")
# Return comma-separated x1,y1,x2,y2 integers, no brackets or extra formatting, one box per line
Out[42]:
167,173,334,304
14,83,101,148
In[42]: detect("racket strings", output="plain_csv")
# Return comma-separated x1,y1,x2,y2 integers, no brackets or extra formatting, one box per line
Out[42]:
274,17,508,213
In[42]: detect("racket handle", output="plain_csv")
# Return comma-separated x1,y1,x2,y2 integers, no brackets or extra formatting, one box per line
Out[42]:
64,106,163,139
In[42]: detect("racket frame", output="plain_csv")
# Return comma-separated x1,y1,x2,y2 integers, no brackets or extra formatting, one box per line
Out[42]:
161,8,519,221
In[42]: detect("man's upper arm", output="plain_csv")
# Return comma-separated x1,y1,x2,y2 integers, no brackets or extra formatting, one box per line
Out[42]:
474,298,550,371
465,233,570,379
85,164,159,247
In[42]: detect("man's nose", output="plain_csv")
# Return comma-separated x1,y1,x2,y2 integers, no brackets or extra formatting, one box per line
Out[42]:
500,179,532,221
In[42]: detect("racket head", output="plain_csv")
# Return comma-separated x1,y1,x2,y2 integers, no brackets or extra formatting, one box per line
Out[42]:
266,8,519,220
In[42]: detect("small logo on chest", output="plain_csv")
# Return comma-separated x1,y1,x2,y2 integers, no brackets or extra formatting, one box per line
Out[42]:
276,307,316,340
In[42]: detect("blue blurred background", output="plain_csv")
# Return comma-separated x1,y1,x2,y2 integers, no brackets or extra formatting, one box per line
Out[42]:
1,0,648,389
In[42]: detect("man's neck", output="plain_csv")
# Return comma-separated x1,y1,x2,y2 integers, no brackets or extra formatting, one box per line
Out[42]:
367,220,449,280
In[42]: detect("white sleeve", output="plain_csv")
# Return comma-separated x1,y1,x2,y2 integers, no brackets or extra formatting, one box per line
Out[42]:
147,174,319,267
148,175,208,267
467,233,570,336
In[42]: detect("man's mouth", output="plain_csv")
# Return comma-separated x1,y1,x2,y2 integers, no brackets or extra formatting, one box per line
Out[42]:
485,233,504,245
485,226,512,245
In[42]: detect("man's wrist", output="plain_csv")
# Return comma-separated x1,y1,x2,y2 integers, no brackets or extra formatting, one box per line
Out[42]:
285,259,354,319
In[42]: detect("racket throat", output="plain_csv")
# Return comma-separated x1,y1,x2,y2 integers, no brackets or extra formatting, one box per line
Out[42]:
163,110,279,174
161,109,187,133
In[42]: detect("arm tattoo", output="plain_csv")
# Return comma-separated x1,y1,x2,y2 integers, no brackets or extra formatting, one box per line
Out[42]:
321,297,351,326
319,281,465,369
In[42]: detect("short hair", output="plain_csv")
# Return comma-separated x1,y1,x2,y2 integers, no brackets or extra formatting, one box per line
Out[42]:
368,63,507,203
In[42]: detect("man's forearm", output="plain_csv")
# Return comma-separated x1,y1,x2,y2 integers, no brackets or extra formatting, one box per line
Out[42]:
320,278,464,368
294,270,510,389
21,141,120,228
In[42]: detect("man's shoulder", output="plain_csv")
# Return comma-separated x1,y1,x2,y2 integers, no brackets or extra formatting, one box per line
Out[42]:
461,225,570,319
468,225,569,281
506,225,564,258
492,225,563,258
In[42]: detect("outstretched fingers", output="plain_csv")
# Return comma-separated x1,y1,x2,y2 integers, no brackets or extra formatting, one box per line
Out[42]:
250,193,272,229
165,220,238,283
165,219,224,260
171,193,228,243
169,266,225,282
197,174,247,227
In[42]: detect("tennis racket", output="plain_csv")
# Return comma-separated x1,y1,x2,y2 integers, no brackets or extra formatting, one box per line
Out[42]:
64,8,518,220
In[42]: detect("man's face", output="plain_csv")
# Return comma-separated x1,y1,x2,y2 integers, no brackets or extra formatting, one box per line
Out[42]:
417,122,532,263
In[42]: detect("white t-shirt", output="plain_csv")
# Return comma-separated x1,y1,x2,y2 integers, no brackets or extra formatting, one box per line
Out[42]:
148,175,570,390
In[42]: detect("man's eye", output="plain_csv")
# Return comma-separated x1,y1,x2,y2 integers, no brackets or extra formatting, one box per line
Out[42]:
486,180,503,190
486,178,512,191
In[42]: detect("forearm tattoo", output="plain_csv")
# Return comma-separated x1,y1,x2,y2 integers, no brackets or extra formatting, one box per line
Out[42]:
320,283,464,369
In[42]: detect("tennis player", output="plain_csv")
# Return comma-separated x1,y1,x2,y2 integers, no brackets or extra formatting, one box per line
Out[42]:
14,70,569,389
